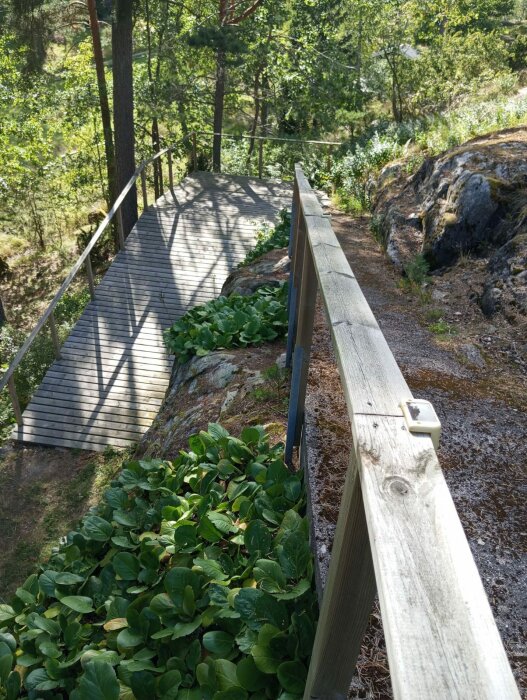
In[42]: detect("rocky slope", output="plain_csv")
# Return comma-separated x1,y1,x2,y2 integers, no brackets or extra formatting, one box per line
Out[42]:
373,127,527,327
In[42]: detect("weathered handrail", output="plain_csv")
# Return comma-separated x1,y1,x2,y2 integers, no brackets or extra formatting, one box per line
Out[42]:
285,165,520,699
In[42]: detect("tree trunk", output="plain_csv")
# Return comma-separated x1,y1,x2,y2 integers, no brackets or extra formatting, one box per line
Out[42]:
112,0,138,237
212,47,226,172
0,295,7,328
246,69,261,165
87,0,118,248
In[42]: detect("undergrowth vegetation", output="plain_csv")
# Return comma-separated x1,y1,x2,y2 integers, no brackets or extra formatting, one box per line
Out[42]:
0,424,316,699
332,90,527,213
241,212,291,267
164,285,288,364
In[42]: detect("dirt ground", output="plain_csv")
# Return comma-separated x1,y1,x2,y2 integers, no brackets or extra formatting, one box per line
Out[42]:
305,210,526,697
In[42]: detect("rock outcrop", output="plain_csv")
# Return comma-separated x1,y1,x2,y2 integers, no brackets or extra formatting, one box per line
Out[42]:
372,127,527,321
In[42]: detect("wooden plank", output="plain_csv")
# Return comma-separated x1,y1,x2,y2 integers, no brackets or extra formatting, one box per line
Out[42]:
43,368,168,391
354,415,520,699
50,357,170,381
14,423,134,449
24,402,155,427
31,387,161,412
19,414,145,440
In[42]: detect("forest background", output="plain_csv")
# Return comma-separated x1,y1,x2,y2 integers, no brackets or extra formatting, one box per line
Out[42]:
0,0,526,436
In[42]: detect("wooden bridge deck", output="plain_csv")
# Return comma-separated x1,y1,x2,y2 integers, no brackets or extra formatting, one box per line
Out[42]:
13,172,292,451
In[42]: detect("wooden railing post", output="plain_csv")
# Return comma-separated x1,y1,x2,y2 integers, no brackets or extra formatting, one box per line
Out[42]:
49,312,61,360
7,376,23,426
304,447,376,699
258,139,264,178
158,153,164,194
85,253,96,299
192,132,197,171
116,208,125,250
168,150,174,190
141,168,148,211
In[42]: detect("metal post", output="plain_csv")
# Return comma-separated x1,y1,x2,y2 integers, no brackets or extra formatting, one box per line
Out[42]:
7,376,23,426
116,208,125,250
286,182,304,369
192,132,197,171
258,139,264,179
168,150,174,190
49,312,61,360
141,168,148,211
85,253,96,300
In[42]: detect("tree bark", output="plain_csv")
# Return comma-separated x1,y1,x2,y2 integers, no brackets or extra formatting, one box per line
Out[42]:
0,295,7,328
212,47,226,172
87,0,118,247
112,0,138,237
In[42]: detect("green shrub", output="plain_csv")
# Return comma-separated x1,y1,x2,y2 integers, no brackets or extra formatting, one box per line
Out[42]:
164,284,288,364
241,211,291,267
403,254,430,287
0,424,317,699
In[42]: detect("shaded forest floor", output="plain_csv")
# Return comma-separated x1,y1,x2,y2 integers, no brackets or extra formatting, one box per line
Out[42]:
306,210,526,697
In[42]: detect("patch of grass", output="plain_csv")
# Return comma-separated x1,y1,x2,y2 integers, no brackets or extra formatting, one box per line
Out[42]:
251,364,290,415
240,209,291,266
425,307,446,322
428,319,457,336
0,448,127,598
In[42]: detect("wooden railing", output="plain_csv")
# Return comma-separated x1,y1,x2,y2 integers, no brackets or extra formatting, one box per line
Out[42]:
284,165,520,699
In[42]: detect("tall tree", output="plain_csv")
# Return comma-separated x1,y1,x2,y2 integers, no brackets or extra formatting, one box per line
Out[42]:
112,0,138,236
87,0,117,239
212,0,265,172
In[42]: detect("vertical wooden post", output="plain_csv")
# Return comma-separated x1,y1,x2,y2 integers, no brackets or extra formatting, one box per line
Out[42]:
158,154,164,194
326,145,333,174
192,132,197,171
49,313,61,360
168,150,174,190
7,376,23,426
303,448,376,699
285,236,317,463
258,139,264,179
85,254,96,300
141,168,148,211
116,208,125,250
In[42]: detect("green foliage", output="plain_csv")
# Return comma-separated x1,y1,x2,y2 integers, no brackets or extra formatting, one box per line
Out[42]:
403,254,430,287
164,284,288,364
241,211,291,266
0,424,317,699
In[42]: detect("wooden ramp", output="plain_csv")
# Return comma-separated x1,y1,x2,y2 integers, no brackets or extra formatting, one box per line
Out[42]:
13,172,292,451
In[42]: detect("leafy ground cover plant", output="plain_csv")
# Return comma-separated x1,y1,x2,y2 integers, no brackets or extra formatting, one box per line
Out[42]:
241,212,291,267
0,424,316,699
164,284,288,364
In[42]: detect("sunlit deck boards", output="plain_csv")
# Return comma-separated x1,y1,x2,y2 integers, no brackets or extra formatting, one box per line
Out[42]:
13,172,292,451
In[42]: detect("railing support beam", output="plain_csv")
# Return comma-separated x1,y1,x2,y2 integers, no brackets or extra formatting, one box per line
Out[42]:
7,376,23,426
141,169,148,211
116,208,125,250
168,150,174,190
85,254,96,299
303,449,376,699
258,139,264,179
49,312,61,360
192,132,197,171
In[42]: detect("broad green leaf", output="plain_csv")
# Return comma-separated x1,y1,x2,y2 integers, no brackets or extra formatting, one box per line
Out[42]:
113,552,141,580
250,644,281,674
277,661,307,694
77,661,120,700
236,656,267,691
60,596,94,614
214,659,239,691
244,520,272,557
82,515,113,542
203,631,234,656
